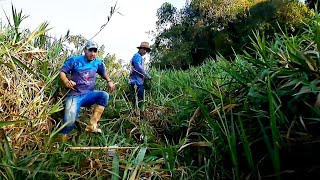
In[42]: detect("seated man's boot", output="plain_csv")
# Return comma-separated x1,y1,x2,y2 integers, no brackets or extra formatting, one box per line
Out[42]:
61,134,68,142
85,105,105,133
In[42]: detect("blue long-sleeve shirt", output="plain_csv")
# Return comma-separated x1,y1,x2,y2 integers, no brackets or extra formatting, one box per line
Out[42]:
129,52,151,85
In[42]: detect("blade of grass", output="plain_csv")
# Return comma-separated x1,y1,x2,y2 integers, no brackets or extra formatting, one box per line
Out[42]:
267,76,280,179
237,115,255,175
111,154,120,180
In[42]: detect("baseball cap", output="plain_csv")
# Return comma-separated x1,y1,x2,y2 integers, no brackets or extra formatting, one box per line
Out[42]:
84,40,98,49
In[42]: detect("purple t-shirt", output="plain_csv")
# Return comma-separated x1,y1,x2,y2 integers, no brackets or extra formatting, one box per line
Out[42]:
60,55,106,95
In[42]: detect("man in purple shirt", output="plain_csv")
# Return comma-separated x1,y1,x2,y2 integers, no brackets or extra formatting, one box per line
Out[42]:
59,40,115,141
129,42,153,113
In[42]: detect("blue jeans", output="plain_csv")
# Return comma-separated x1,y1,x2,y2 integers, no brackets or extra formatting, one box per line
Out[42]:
60,90,109,134
130,84,144,103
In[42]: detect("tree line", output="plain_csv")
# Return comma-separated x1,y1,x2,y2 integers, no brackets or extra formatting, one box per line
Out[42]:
150,0,315,69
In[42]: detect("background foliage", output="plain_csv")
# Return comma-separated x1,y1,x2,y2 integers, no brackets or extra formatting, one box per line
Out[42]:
151,0,314,69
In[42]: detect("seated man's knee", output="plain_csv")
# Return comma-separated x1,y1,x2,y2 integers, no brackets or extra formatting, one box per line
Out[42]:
97,91,109,107
101,91,109,101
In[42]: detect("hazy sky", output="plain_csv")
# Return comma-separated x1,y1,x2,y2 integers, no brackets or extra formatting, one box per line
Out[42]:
0,0,186,63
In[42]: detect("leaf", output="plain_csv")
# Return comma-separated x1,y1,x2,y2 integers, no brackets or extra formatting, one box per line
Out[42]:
178,141,211,152
0,61,15,70
0,164,80,176
129,163,140,180
315,21,320,52
278,79,299,89
111,154,120,180
11,56,37,76
0,120,33,128
293,86,311,96
133,147,147,166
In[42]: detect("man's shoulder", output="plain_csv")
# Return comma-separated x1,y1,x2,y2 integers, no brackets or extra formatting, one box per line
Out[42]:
73,55,85,61
66,55,84,62
132,52,142,62
94,57,103,62
133,52,141,58
93,58,103,65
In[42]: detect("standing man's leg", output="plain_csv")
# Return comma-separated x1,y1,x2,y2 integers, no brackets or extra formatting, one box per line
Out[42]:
136,85,145,111
130,84,139,109
130,84,145,114
83,90,109,133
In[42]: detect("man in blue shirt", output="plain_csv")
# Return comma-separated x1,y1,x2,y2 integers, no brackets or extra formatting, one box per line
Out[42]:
59,40,115,140
129,42,153,113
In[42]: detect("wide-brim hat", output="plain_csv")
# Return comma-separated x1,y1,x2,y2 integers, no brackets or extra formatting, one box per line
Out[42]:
137,42,151,52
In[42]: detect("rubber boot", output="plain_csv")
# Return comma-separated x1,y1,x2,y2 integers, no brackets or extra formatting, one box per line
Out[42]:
85,105,105,133
61,134,68,142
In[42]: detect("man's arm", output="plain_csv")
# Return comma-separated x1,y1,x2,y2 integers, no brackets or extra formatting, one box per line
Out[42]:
131,55,151,79
101,72,112,83
59,71,69,84
59,72,76,89
60,57,76,89
97,62,116,92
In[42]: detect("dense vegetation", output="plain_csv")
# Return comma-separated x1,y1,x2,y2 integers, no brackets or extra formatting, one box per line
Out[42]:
1,0,320,179
150,0,314,69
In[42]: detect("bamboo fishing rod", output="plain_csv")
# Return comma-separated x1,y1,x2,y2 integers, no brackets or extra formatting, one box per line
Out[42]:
68,146,158,151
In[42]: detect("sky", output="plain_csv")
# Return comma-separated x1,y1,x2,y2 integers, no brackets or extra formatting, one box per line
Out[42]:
0,0,186,64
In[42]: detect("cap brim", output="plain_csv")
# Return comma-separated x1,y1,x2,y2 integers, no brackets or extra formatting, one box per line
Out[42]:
86,46,98,49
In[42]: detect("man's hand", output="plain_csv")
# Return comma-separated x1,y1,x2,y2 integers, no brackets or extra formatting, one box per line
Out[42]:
64,80,76,89
60,72,76,90
107,81,116,92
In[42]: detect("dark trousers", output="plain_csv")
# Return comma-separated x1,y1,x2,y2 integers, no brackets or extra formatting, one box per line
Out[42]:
130,84,144,109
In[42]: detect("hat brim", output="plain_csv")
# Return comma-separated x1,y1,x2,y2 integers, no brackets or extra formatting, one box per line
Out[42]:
137,47,151,52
